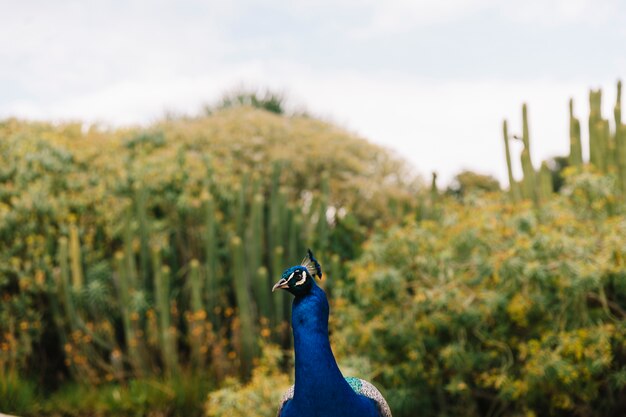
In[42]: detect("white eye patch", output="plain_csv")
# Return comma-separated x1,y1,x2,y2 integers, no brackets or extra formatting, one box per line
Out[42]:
294,271,307,286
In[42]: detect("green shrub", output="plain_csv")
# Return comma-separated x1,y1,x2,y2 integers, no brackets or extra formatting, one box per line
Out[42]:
334,174,626,417
0,109,419,392
0,373,38,415
41,375,212,417
206,345,290,417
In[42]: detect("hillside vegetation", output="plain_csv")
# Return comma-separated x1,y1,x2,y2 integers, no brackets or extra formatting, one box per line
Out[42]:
2,81,626,417
0,107,418,416
335,172,626,417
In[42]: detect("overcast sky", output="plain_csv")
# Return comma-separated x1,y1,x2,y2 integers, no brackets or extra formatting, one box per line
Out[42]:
1,0,625,185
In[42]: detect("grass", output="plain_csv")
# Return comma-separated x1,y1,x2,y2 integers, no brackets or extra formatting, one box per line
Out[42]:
0,373,213,417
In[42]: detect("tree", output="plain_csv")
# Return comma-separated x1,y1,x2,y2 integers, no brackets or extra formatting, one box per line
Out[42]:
447,170,500,197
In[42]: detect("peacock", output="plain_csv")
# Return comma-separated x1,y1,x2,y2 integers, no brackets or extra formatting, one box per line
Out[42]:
272,249,392,417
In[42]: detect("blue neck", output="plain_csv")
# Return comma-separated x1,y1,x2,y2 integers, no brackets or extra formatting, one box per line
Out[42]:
288,282,378,417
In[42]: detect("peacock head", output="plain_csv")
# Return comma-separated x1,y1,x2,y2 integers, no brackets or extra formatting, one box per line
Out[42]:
272,249,323,297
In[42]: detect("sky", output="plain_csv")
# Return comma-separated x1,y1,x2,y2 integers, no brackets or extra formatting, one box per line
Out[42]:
1,0,625,186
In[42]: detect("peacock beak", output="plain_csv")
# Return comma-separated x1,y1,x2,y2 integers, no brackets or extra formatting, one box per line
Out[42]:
272,278,289,292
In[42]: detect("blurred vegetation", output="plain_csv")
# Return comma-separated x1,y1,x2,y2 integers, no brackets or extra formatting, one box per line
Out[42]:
206,345,290,417
334,170,626,417
446,170,501,198
2,83,626,417
207,88,287,115
0,104,419,416
503,81,626,205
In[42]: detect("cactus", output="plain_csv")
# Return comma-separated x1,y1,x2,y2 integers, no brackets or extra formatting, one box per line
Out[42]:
188,259,205,370
520,104,538,205
616,80,622,126
268,172,290,329
123,206,139,289
430,172,438,201
272,245,286,329
316,173,330,254
113,251,145,376
203,193,219,327
248,193,270,319
47,276,73,376
68,223,83,290
189,259,203,316
152,245,179,376
288,209,302,264
502,120,520,201
603,119,615,172
268,162,283,260
568,99,583,167
589,89,606,172
235,174,249,237
231,236,256,379
134,182,151,288
255,266,269,319
615,80,626,196
617,123,626,196
278,187,289,243
57,237,78,331
538,162,553,202
327,253,341,297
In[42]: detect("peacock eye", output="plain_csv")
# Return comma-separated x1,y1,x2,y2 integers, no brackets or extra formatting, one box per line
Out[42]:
295,270,307,286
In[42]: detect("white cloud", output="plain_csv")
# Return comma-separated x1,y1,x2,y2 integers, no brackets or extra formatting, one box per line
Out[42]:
352,0,493,37
330,0,622,38
0,0,232,97
3,55,617,186
504,0,619,25
1,0,623,187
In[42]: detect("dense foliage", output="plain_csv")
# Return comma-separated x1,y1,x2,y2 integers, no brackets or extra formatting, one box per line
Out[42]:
0,108,418,415
333,170,626,417
2,85,626,417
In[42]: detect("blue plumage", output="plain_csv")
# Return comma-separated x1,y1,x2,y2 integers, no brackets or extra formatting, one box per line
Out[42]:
272,250,391,417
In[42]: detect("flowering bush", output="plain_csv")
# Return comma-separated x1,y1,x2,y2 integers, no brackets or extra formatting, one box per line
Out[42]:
334,176,626,416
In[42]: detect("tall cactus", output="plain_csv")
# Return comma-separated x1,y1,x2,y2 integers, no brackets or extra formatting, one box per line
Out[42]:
277,187,289,245
235,174,249,237
568,99,583,167
231,236,256,379
617,123,626,196
57,237,79,333
538,162,553,202
188,259,205,370
520,104,538,205
134,182,151,288
603,119,614,172
503,81,626,204
272,245,286,329
268,162,284,262
265,161,292,334
502,120,520,201
48,272,73,377
589,89,606,172
616,80,622,126
68,222,83,290
430,172,438,202
249,193,270,320
152,245,179,376
123,206,139,289
203,192,219,327
316,172,330,254
114,251,145,376
255,266,269,323
288,209,302,265
615,80,626,196
189,260,203,315
327,253,341,297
